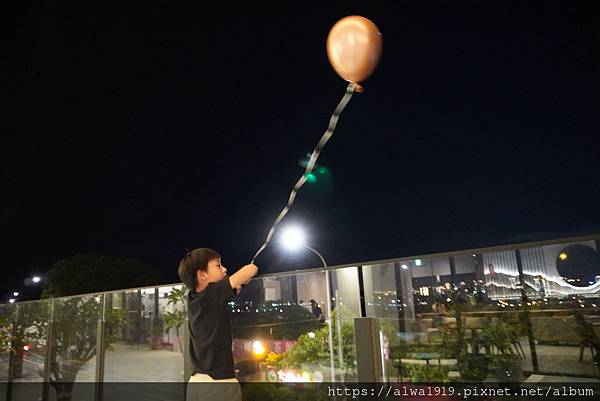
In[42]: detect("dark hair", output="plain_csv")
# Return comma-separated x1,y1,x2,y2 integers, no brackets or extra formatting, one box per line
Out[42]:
178,248,221,290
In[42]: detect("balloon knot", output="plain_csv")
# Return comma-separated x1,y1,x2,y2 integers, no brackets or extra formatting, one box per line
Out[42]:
351,83,364,93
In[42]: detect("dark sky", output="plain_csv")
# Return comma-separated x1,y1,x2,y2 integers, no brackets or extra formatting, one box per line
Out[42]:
3,1,600,297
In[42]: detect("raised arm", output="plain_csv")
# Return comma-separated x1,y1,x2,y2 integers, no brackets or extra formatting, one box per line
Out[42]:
229,264,258,289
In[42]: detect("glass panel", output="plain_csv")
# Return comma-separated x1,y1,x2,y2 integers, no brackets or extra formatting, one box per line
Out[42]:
367,254,540,383
0,303,17,382
363,260,455,383
231,271,335,382
361,263,402,382
9,300,51,400
103,286,184,381
329,267,361,382
520,241,600,379
49,294,101,400
13,301,51,378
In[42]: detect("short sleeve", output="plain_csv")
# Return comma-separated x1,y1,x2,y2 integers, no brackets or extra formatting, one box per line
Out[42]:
213,276,235,305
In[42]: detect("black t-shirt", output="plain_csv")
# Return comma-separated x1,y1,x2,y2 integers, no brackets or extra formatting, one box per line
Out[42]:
187,277,236,379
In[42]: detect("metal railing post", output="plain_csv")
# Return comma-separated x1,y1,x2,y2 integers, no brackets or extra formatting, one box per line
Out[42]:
182,293,192,401
325,270,336,382
354,317,383,382
95,294,107,401
42,299,55,401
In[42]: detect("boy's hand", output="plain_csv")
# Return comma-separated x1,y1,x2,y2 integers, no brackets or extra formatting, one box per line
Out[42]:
241,264,258,285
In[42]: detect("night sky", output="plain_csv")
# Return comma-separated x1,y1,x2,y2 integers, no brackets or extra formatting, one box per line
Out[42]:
3,2,600,297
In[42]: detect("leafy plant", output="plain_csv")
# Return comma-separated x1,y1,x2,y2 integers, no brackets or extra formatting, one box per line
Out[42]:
163,286,187,354
481,322,513,355
0,314,13,354
457,353,490,381
263,307,357,376
405,364,450,382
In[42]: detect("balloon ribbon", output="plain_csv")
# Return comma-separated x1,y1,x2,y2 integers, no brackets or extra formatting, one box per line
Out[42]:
251,82,358,263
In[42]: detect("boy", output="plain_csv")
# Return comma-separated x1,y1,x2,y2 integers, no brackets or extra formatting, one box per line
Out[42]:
178,248,258,401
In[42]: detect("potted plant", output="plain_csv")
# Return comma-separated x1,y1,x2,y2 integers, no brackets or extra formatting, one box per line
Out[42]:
443,287,487,382
481,322,523,382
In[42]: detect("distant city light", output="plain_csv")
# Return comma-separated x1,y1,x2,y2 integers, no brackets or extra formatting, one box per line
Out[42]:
32,276,41,283
13,292,19,297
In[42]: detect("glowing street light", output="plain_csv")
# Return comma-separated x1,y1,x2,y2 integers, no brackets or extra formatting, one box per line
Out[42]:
279,225,327,267
13,292,19,297
280,226,307,252
9,299,15,304
32,276,41,284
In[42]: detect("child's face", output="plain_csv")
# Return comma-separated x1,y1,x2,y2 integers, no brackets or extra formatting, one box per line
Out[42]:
199,258,227,284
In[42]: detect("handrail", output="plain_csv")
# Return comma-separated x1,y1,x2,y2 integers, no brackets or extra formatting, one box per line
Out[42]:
4,233,599,305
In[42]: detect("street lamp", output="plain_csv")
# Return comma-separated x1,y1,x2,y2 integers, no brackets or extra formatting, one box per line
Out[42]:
32,276,41,284
279,225,328,268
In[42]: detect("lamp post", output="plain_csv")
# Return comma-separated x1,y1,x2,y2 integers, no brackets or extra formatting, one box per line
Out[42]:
279,225,338,381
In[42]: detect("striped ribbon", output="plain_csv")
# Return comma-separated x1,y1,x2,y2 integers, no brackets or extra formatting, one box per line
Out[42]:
251,82,358,264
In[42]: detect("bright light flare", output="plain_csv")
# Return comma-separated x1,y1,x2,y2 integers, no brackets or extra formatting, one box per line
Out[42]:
280,226,306,252
252,340,266,359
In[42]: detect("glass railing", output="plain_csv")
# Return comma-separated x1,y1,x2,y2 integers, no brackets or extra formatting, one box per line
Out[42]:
103,286,185,382
362,240,600,383
0,234,598,399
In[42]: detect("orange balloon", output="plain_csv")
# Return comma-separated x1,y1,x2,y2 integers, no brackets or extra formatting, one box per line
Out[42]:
326,16,383,84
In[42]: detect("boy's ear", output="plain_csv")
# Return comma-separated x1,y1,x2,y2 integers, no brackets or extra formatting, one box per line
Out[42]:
196,270,205,282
